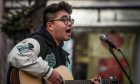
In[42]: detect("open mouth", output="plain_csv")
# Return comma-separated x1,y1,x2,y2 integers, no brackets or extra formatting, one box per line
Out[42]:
65,29,72,36
66,29,71,34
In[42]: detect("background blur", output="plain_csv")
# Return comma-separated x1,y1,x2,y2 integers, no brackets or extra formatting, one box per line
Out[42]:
0,0,140,84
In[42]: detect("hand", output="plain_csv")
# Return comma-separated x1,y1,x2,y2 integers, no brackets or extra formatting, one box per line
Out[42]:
48,70,64,84
91,76,101,84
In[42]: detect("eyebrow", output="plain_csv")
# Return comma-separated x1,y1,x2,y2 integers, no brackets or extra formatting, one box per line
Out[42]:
61,15,71,18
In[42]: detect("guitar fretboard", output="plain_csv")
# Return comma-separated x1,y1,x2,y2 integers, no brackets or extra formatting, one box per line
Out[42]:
65,79,119,84
65,80,92,84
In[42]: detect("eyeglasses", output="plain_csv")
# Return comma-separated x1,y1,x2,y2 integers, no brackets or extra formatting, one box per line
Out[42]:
49,16,74,25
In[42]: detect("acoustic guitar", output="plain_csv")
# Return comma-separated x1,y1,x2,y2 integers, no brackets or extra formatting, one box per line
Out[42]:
10,65,119,84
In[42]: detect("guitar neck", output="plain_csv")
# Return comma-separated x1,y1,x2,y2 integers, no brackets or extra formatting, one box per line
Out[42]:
65,79,119,84
65,80,92,84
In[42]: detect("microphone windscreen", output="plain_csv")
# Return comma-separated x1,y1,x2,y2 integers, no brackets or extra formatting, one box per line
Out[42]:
99,34,107,42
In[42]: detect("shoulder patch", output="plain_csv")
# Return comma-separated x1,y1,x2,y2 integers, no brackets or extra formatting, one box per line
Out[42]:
16,42,34,55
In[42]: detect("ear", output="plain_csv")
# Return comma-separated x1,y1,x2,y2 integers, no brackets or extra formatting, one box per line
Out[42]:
47,22,53,31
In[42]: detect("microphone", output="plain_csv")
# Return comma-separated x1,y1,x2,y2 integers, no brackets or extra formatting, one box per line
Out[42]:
99,34,117,50
100,35,133,84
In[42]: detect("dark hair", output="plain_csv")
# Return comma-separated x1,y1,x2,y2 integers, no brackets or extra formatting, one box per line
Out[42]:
43,1,72,28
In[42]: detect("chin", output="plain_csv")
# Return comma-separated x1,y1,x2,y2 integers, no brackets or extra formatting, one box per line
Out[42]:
64,37,71,41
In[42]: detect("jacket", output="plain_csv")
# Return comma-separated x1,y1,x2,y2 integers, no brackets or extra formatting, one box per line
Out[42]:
7,25,70,81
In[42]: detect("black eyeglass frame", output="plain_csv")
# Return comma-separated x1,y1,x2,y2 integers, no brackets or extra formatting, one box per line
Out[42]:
48,16,74,25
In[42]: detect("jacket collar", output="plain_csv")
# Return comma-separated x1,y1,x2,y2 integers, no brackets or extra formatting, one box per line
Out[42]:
31,25,64,48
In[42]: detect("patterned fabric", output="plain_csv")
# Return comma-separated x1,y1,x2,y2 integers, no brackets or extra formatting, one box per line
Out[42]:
44,53,56,67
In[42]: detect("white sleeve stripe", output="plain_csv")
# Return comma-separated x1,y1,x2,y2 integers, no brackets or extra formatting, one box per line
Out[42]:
42,66,51,77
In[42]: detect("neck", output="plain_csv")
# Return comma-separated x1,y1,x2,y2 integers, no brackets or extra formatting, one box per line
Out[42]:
54,38,61,46
47,29,61,47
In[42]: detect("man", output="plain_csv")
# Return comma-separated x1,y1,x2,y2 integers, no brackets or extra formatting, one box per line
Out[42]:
7,1,100,84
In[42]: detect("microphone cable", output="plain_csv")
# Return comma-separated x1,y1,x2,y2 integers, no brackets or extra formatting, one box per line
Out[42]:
117,49,131,77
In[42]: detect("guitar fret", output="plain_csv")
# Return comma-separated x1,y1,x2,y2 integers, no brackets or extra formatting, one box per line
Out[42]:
101,79,110,84
65,79,119,84
65,80,92,84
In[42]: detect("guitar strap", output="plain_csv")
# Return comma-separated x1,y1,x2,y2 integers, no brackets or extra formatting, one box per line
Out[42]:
10,68,20,84
41,78,46,84
6,66,14,84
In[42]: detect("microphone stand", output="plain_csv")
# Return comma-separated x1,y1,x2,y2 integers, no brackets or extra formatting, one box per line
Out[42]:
109,47,133,84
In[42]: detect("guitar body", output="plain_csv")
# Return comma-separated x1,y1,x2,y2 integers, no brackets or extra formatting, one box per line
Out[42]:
12,65,74,84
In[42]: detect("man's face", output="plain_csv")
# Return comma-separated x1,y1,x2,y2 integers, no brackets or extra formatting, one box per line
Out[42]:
47,10,74,43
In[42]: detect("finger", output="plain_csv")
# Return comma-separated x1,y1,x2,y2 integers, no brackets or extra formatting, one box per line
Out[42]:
56,76,63,84
54,80,61,84
93,81,100,84
60,75,65,84
91,76,101,83
51,78,60,84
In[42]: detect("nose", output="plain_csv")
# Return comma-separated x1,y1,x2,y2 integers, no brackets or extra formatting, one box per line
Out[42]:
67,21,72,26
67,19,74,26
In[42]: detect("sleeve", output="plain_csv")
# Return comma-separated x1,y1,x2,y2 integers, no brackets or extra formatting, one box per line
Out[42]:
7,38,53,79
